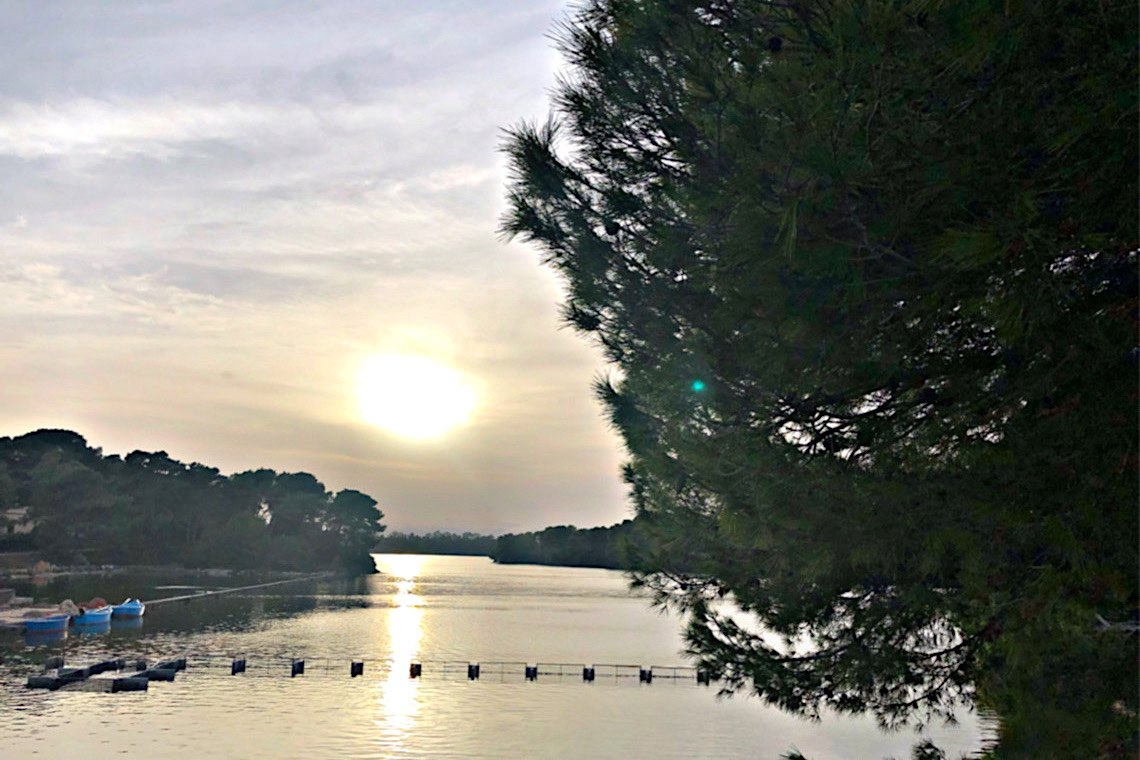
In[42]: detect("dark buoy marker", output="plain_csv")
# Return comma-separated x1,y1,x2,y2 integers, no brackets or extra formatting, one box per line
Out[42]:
142,668,177,682
525,665,538,681
467,663,480,680
351,661,364,678
111,677,149,693
59,666,91,683
90,658,125,675
231,658,247,675
409,662,422,678
25,675,60,690
639,668,653,684
582,666,595,682
291,659,305,678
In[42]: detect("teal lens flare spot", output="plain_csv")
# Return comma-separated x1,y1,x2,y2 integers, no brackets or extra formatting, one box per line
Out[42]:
691,380,706,392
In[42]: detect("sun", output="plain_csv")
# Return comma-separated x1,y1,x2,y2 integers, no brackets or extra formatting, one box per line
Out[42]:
357,354,476,441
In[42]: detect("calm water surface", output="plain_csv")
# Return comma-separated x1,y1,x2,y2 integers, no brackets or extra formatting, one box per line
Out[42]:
0,555,994,758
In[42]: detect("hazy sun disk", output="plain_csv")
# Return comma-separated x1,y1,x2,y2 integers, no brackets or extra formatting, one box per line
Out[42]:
358,354,476,440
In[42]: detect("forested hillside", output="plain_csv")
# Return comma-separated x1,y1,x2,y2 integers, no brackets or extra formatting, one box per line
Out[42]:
0,429,383,573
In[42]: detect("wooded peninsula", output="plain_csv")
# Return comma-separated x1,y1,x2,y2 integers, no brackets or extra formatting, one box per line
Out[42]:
0,429,382,575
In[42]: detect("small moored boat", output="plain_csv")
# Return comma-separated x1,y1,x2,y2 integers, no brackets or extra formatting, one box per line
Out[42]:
111,598,145,619
71,606,113,626
24,614,70,633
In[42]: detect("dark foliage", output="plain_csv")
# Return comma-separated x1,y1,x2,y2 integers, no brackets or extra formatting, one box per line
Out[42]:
491,519,650,569
0,429,385,574
502,1,1137,757
375,531,497,556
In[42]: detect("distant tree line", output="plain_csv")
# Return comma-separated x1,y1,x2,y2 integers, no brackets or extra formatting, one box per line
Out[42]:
372,523,649,571
490,520,648,570
0,429,384,574
374,531,496,556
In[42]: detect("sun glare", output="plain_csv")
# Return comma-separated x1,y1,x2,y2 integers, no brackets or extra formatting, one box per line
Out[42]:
358,354,476,441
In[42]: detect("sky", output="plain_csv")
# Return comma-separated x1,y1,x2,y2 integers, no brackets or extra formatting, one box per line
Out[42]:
0,0,635,534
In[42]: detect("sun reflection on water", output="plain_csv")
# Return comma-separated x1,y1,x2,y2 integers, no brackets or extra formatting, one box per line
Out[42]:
375,555,425,750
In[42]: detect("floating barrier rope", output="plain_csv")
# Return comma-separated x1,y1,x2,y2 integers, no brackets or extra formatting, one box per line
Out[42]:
23,652,713,690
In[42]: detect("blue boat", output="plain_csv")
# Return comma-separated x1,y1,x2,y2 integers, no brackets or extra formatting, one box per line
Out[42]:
71,606,112,626
24,614,70,633
111,598,145,619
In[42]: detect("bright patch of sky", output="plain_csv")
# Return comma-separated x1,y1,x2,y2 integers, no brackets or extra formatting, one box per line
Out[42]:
0,1,631,533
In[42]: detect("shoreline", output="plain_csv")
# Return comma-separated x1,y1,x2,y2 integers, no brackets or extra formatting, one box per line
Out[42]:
0,567,337,631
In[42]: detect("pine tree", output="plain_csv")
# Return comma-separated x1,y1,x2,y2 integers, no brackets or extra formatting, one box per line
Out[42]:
502,1,1138,756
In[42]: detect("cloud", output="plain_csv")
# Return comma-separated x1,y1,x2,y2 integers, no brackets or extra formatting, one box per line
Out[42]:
0,1,633,534
0,260,226,329
0,97,290,160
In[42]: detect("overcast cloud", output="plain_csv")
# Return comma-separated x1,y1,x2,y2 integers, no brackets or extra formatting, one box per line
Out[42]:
0,1,632,533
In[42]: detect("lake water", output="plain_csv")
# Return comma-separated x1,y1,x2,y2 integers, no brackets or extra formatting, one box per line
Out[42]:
0,555,995,758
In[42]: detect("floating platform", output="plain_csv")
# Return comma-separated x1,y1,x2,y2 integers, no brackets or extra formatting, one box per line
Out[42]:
25,655,188,693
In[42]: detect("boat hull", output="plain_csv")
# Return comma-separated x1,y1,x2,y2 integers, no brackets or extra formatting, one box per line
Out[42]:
71,606,113,626
24,614,70,633
111,600,145,618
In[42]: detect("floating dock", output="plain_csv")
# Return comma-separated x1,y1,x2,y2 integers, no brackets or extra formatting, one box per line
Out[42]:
25,656,187,692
